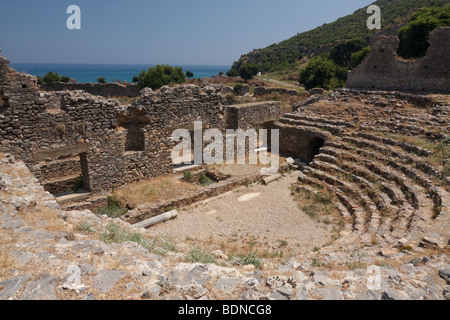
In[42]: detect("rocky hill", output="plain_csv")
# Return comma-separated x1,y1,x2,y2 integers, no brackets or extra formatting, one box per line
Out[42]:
229,0,449,74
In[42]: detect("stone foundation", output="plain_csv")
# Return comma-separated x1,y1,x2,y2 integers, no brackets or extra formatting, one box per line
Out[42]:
41,82,140,98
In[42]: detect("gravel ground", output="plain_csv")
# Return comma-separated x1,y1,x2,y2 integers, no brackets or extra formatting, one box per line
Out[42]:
146,170,332,255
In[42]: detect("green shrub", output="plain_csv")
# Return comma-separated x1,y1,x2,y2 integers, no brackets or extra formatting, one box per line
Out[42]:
239,64,258,81
349,46,370,69
330,38,369,67
226,69,238,77
60,76,70,83
242,252,261,268
43,72,60,85
135,64,186,90
233,83,243,95
185,246,216,264
186,70,194,79
100,223,144,244
36,76,44,85
76,221,95,233
199,174,215,186
183,171,193,182
97,77,106,84
97,195,128,218
299,55,337,90
231,252,262,268
398,5,450,58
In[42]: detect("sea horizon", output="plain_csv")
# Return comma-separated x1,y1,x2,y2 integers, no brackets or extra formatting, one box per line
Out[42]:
10,63,232,84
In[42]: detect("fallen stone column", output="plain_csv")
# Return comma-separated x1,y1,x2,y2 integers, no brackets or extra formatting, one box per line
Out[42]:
133,210,178,229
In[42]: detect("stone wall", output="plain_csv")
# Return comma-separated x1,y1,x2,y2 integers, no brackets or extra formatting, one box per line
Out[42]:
254,87,299,96
0,53,227,192
273,123,331,164
347,27,450,93
0,52,288,193
41,82,140,98
226,101,281,130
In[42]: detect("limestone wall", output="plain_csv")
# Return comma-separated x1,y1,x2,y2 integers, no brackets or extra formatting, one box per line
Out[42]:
273,123,331,164
347,27,450,93
254,87,299,96
226,101,281,130
0,54,225,192
41,82,140,98
0,52,286,193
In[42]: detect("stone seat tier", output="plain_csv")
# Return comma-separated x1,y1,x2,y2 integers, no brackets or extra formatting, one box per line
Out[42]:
311,159,390,214
394,114,449,128
341,136,447,201
295,184,353,234
309,159,410,238
283,113,354,128
297,173,358,232
319,146,417,209
315,149,425,242
350,132,433,158
360,122,448,142
301,167,371,233
324,139,443,218
278,117,344,136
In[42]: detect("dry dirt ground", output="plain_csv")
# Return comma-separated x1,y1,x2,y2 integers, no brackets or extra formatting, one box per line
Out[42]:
146,170,332,257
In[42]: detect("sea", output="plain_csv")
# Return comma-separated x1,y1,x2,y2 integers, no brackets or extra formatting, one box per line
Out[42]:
10,63,231,83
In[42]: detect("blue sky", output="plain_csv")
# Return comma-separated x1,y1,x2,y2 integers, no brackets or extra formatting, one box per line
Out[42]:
0,0,374,65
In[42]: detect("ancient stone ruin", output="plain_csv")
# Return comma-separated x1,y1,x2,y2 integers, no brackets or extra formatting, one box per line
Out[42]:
275,89,449,251
347,27,450,93
0,53,281,196
41,82,140,98
0,43,449,300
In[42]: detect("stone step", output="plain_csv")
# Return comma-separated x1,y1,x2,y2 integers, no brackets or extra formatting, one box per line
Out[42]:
341,136,444,187
350,132,433,158
279,117,344,135
297,174,355,228
283,113,353,128
55,189,91,205
311,160,389,212
173,164,202,173
323,143,424,210
303,168,368,232
361,121,448,141
315,150,406,206
295,185,352,234
394,114,449,128
321,146,411,207
321,142,443,232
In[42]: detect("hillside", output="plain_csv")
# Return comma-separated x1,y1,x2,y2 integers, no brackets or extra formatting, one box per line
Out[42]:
230,0,449,74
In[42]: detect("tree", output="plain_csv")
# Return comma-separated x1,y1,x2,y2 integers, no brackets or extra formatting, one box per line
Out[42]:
97,77,106,84
36,76,44,85
349,46,370,69
226,69,238,77
299,55,337,90
239,64,258,81
132,76,139,83
329,38,368,67
397,5,450,58
186,71,194,79
135,64,186,90
60,76,70,83
43,72,60,85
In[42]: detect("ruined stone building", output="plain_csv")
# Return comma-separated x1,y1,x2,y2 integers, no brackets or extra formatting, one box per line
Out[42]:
347,27,450,93
0,53,281,194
